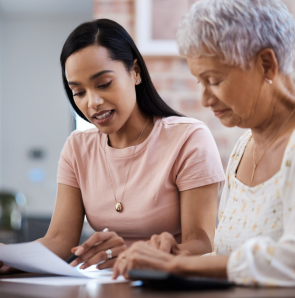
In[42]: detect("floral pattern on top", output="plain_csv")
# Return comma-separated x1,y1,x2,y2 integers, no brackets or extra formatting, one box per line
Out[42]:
215,129,295,286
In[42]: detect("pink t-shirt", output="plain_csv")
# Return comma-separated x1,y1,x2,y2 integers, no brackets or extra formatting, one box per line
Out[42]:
57,116,225,246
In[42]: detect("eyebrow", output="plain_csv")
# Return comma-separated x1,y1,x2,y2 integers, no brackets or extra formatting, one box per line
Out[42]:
199,70,222,77
68,70,114,86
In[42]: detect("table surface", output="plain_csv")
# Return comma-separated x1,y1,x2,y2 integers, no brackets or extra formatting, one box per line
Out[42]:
0,273,295,298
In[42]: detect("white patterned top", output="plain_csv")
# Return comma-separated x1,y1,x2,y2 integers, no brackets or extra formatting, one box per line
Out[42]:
215,129,295,286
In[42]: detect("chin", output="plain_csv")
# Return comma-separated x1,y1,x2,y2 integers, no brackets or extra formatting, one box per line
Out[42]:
219,118,239,128
97,126,116,135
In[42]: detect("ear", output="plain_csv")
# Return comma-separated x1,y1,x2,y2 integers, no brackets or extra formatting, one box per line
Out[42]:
257,48,278,82
133,59,141,80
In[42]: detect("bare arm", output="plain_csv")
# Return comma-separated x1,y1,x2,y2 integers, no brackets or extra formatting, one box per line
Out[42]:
37,183,85,260
148,183,218,255
178,182,218,254
113,241,228,279
171,254,229,278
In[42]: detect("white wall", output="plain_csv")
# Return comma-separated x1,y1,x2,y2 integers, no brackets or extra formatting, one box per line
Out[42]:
0,13,2,187
0,14,91,216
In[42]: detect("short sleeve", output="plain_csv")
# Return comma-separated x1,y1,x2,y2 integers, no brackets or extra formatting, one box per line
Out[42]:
57,134,80,188
175,123,225,192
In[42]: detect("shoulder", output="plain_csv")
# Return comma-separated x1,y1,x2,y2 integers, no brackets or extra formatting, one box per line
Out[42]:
229,130,252,160
62,128,99,155
281,128,295,181
159,116,211,138
224,130,251,180
67,128,98,143
157,117,222,159
160,116,206,127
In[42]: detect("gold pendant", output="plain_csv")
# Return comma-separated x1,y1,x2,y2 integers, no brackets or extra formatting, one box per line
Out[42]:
115,202,123,213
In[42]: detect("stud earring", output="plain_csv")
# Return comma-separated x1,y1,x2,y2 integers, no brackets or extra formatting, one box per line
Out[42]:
265,78,273,85
136,79,141,84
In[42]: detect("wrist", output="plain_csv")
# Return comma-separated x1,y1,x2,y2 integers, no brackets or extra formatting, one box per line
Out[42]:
166,255,185,275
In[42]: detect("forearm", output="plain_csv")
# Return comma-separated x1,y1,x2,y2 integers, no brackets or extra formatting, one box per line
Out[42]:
36,234,79,260
178,238,213,255
170,255,229,279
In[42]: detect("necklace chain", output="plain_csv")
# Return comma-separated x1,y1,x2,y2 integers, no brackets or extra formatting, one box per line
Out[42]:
103,118,148,212
251,108,295,182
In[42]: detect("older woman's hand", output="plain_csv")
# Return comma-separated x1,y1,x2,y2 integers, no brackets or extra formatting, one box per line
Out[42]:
147,232,179,254
69,231,127,270
112,241,178,279
147,232,189,256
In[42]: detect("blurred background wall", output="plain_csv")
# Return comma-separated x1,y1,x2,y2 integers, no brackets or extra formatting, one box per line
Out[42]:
0,9,2,187
0,0,294,242
0,0,93,242
0,0,92,218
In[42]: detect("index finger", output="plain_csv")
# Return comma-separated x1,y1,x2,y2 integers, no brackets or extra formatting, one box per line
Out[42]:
74,231,115,256
158,234,176,253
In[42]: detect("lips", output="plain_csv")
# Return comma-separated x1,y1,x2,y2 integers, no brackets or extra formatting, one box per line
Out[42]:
94,110,113,120
92,109,115,125
212,109,229,117
92,110,113,118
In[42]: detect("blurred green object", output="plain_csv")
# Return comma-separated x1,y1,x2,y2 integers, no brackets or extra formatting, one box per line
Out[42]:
0,191,28,243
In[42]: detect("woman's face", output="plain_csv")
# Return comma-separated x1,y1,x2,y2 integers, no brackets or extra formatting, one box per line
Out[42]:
187,54,268,128
65,45,139,135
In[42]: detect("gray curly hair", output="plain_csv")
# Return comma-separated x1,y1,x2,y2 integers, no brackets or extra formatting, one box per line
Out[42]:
177,0,295,74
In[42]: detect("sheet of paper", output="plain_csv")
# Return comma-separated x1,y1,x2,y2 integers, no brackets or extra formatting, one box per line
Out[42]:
0,276,127,286
0,242,118,278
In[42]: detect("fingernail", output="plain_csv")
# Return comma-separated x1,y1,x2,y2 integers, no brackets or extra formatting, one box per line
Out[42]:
70,260,77,267
71,247,78,253
75,247,84,256
80,264,86,270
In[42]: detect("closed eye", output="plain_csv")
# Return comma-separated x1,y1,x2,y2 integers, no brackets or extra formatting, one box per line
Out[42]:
98,81,112,89
210,82,220,86
73,91,85,97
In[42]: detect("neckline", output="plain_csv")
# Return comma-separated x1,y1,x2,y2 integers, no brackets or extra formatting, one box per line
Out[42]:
99,117,161,158
233,127,295,191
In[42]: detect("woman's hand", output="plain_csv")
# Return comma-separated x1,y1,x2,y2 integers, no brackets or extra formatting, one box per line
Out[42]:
112,241,229,280
0,244,13,274
112,241,177,279
147,232,189,255
69,231,127,270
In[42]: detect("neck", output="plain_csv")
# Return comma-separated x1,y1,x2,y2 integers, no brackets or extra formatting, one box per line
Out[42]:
108,105,153,149
251,75,295,148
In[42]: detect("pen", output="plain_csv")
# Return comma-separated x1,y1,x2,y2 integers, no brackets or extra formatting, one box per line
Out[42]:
66,228,109,264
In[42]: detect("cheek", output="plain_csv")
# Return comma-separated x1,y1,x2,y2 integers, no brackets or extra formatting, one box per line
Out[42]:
114,81,137,112
219,83,248,112
74,99,86,113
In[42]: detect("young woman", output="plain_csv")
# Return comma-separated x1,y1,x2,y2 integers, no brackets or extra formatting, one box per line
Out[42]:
0,19,224,273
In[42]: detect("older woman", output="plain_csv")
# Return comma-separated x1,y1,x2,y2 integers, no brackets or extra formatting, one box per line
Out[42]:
113,0,295,286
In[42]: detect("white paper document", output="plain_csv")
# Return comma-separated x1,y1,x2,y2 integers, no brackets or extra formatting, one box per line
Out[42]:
0,242,127,285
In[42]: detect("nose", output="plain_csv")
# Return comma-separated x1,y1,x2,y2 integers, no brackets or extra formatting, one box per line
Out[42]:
201,86,217,108
87,91,104,109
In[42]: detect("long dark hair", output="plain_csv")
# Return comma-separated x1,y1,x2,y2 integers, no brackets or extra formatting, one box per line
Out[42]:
60,19,182,123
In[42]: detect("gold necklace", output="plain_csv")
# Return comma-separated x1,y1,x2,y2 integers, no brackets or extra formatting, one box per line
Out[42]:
251,108,295,182
103,118,148,212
